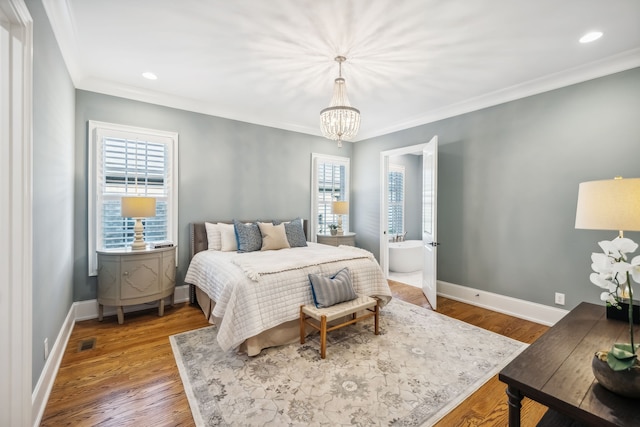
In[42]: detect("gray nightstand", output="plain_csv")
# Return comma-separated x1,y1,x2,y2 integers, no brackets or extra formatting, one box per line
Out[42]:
317,232,356,247
96,245,176,324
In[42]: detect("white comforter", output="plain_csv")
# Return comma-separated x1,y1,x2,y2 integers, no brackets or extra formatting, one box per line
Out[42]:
184,243,392,352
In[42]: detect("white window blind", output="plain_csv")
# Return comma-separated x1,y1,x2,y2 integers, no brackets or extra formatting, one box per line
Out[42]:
88,121,178,275
388,164,405,235
101,138,167,247
311,154,350,239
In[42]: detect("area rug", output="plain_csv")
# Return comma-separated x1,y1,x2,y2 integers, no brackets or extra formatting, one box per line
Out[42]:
170,299,527,426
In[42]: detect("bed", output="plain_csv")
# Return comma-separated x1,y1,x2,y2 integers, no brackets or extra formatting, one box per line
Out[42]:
184,219,392,356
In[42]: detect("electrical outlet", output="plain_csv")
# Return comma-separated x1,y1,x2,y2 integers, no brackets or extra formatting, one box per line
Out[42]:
555,292,565,306
44,338,49,360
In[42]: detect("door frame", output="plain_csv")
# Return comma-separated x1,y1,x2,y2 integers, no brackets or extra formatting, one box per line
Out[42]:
379,141,432,276
0,0,33,426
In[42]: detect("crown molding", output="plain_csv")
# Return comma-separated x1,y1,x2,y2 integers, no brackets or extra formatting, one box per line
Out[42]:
42,0,84,82
74,76,322,136
44,0,640,142
356,48,640,141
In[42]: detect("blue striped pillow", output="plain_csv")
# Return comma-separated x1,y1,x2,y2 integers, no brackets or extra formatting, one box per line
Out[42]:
308,268,357,308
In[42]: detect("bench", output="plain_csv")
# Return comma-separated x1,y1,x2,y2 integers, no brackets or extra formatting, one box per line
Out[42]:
299,295,380,359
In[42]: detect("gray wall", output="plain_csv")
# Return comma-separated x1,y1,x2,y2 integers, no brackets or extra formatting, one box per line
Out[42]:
388,154,422,240
353,67,640,311
28,0,76,389
73,91,351,301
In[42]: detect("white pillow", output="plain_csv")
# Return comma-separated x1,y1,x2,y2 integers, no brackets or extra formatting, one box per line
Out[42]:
258,222,290,251
218,223,237,251
205,222,222,250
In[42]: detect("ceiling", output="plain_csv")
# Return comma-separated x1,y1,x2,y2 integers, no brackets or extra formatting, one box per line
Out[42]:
43,0,640,142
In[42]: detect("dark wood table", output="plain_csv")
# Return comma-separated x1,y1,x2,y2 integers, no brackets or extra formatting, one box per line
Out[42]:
499,302,640,427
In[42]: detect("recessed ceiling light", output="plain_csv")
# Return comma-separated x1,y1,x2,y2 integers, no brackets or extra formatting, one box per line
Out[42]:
142,72,158,80
579,31,603,44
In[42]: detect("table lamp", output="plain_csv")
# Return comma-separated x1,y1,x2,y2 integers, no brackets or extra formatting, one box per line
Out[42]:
121,196,156,250
332,201,349,236
575,177,640,239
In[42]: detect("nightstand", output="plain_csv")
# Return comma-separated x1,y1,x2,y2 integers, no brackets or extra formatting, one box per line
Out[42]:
96,245,176,324
317,232,356,247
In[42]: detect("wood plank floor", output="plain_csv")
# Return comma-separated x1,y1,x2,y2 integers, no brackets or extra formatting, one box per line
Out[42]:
41,282,549,426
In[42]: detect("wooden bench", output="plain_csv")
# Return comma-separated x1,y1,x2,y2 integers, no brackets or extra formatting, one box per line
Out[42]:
299,295,379,359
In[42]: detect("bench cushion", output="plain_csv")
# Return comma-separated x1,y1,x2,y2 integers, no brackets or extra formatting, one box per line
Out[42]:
302,295,377,322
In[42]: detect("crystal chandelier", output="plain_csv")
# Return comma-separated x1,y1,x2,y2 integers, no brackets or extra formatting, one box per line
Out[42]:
320,56,360,148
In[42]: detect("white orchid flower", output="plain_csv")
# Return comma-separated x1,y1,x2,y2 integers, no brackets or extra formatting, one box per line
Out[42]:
611,261,631,285
590,272,614,290
630,255,640,284
591,252,614,276
601,291,619,306
598,237,638,261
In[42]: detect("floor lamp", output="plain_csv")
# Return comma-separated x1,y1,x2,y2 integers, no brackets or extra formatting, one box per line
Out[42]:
121,196,156,250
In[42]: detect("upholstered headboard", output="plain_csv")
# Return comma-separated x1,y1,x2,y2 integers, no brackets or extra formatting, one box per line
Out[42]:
189,219,309,260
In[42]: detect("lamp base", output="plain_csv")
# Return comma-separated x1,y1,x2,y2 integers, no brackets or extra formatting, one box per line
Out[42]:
337,215,344,235
131,239,147,250
130,218,147,250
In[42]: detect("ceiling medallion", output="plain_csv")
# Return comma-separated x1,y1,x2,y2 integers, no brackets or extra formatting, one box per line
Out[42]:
319,56,360,148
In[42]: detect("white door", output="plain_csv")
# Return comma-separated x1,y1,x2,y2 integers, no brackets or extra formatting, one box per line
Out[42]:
422,136,438,308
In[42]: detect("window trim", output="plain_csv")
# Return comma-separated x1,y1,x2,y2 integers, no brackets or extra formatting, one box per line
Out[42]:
88,120,179,276
310,153,350,242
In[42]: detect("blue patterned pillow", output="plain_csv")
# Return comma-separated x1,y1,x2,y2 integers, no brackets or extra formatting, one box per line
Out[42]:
274,218,307,247
233,220,262,253
308,268,357,308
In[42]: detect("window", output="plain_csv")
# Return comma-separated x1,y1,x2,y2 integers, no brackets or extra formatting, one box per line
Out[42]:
88,121,178,275
311,154,350,239
388,164,405,236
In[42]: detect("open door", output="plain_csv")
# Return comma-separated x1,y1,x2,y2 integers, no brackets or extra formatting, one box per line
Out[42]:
422,136,438,308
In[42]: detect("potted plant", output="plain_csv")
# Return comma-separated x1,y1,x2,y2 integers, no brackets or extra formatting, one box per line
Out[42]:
589,237,640,397
328,224,338,236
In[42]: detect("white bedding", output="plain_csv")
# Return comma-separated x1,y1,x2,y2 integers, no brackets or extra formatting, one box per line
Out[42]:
184,242,392,352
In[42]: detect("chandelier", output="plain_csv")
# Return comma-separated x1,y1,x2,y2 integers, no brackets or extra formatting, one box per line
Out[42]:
320,56,360,148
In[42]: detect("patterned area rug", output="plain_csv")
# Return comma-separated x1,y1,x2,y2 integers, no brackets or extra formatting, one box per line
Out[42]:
170,299,527,426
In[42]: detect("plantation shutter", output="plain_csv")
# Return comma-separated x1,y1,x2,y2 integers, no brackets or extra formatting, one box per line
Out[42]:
311,154,350,239
388,165,405,235
101,137,168,248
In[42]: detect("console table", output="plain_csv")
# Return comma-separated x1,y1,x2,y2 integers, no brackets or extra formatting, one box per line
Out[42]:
96,245,176,324
499,302,640,426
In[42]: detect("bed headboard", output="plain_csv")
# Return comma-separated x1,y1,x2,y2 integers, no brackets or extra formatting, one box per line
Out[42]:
189,219,309,260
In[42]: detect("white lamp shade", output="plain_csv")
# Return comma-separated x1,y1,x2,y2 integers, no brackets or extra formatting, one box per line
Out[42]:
121,197,156,218
332,201,349,215
575,178,640,231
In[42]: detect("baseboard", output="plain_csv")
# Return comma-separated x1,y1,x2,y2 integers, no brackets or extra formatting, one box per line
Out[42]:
31,285,191,426
31,301,76,427
75,285,191,321
437,280,568,326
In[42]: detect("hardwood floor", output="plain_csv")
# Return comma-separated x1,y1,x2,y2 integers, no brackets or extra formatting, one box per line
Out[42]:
389,282,551,427
41,282,550,426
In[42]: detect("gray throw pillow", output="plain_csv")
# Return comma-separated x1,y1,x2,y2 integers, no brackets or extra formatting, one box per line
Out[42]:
274,218,307,247
308,267,357,308
233,220,262,253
